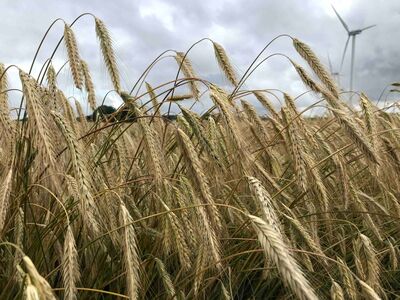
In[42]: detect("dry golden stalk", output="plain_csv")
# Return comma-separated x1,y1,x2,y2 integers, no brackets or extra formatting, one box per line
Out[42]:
176,127,222,230
0,63,14,140
283,214,327,265
154,258,177,299
210,84,250,172
119,201,140,300
145,82,160,117
337,257,357,300
293,38,339,97
330,281,345,300
356,234,381,291
160,198,191,270
95,17,121,93
62,226,80,300
74,100,87,127
51,111,100,236
253,91,281,121
213,42,238,86
23,256,56,300
175,52,200,100
46,63,58,110
180,176,222,271
80,59,96,111
135,107,164,184
290,60,322,94
20,70,56,167
350,185,383,241
331,107,378,164
13,208,24,285
220,282,231,300
359,93,380,164
241,100,269,142
166,94,193,102
283,93,317,146
249,214,318,300
193,245,207,297
0,168,12,235
57,91,80,137
247,176,281,232
25,276,40,300
172,186,197,249
358,279,382,300
387,240,398,271
63,24,83,89
181,108,218,160
281,107,308,191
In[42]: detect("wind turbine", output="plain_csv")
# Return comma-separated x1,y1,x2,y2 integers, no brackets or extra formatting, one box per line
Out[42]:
327,52,341,86
332,5,376,92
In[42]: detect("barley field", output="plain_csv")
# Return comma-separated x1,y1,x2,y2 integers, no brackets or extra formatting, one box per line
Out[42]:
0,17,399,299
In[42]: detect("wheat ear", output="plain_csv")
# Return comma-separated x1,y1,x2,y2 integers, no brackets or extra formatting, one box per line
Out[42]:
95,17,121,93
176,127,222,230
213,42,238,86
62,226,80,300
23,256,56,300
80,59,96,111
64,24,83,89
358,279,382,300
20,70,56,167
0,63,15,139
293,38,339,97
119,201,140,300
0,167,12,235
25,275,40,300
175,52,200,100
249,214,318,300
51,111,100,236
154,258,177,299
330,280,345,300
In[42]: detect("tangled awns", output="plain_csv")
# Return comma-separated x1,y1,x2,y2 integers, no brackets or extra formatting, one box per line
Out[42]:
0,15,399,299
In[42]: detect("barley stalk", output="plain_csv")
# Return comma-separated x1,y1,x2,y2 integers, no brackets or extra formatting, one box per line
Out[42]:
249,214,318,300
293,38,339,97
62,226,80,300
213,42,238,86
81,59,96,111
95,17,121,93
119,201,140,300
64,24,83,89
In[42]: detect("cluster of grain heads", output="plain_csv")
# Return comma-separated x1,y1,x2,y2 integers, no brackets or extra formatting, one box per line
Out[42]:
1,17,400,299
51,111,100,236
20,70,57,167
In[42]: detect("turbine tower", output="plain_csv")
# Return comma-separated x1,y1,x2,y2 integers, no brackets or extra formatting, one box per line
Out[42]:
332,5,376,92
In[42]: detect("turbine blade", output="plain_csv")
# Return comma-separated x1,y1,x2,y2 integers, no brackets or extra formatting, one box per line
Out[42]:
360,24,376,31
332,5,350,32
327,52,333,73
340,35,351,72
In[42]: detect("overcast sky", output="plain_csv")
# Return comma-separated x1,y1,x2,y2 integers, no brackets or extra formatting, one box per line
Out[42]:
0,0,399,114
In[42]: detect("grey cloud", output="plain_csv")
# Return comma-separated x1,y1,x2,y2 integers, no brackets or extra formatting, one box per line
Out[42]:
0,0,399,115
